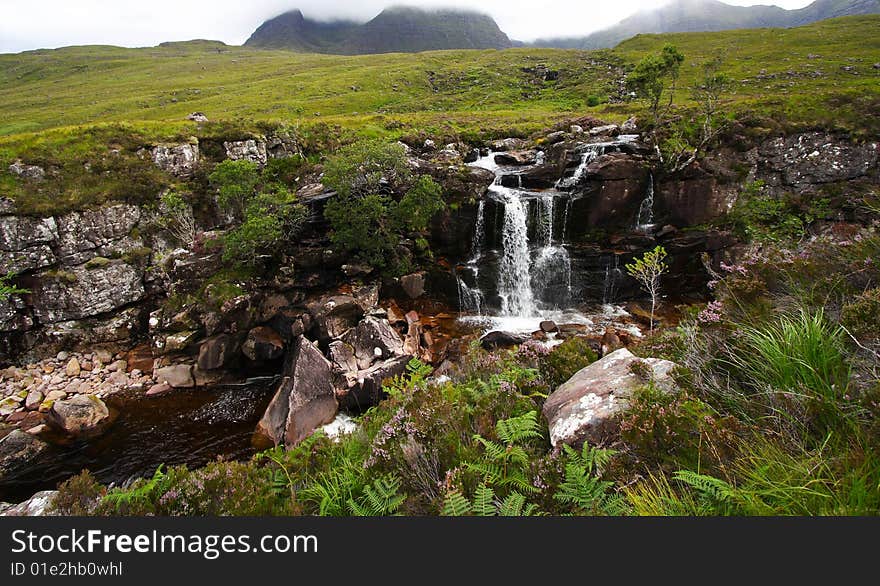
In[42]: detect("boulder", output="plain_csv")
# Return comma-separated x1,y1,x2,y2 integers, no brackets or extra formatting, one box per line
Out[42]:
0,430,49,482
24,390,43,411
256,336,339,448
153,364,195,388
145,383,172,397
338,355,412,412
480,331,529,350
343,316,406,370
151,143,199,178
163,330,199,354
540,320,558,333
542,348,678,448
187,112,209,122
400,271,426,299
328,341,359,374
65,357,81,377
308,295,364,341
589,124,620,137
224,139,268,166
242,326,285,362
756,132,878,187
494,150,537,166
125,344,155,373
48,394,111,437
0,491,58,516
490,138,528,152
197,334,238,371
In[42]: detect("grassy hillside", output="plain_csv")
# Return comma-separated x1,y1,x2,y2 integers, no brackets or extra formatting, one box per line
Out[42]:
1,16,877,139
0,16,877,215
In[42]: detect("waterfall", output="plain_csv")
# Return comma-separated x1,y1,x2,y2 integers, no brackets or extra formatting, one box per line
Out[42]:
456,274,484,316
635,173,655,232
470,199,485,265
497,185,536,316
561,197,572,241
535,197,555,246
602,255,622,305
555,143,604,189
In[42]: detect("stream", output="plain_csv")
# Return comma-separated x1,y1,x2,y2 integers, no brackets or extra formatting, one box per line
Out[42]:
0,377,277,503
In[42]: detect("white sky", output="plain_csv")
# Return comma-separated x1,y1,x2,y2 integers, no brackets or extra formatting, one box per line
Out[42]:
0,0,815,53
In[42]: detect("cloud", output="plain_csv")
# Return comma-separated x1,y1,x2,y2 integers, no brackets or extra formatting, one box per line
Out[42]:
0,0,816,53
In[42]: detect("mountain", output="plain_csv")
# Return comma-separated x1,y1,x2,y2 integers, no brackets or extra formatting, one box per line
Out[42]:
531,0,880,49
245,7,512,54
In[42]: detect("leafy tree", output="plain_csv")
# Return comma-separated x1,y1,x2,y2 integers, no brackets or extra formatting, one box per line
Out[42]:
208,159,260,216
223,186,307,265
157,189,198,247
626,44,685,123
625,245,669,333
323,140,445,273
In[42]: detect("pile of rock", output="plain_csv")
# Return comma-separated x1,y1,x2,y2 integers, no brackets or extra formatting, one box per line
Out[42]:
0,350,151,434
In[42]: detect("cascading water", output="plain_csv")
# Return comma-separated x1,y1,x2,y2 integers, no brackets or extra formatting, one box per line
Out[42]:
496,184,537,316
602,254,622,305
635,173,655,232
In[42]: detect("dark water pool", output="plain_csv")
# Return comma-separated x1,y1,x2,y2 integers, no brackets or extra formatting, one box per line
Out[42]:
0,377,278,503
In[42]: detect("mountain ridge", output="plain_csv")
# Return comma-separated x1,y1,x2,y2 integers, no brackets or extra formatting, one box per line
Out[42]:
531,0,880,49
245,7,512,54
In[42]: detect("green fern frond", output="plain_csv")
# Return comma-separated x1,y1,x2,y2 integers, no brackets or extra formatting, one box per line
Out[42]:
441,490,472,516
496,410,542,445
347,474,406,516
498,492,541,516
673,470,735,504
472,484,497,516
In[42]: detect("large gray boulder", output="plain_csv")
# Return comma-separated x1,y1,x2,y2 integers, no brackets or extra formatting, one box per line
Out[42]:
197,334,239,371
0,430,50,482
308,295,364,342
342,316,405,370
542,348,678,448
32,261,145,323
0,491,58,516
48,394,111,437
337,355,411,412
256,336,339,448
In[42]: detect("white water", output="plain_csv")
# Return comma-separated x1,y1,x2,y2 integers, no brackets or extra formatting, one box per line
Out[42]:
496,183,537,316
635,173,656,232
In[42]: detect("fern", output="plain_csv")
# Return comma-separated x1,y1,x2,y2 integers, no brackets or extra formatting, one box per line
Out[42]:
673,470,736,505
384,358,434,400
102,465,169,513
441,490,472,516
496,410,542,445
347,475,406,516
554,444,626,515
441,484,541,516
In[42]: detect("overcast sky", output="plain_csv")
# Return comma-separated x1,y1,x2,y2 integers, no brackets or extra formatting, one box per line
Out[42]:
0,0,815,54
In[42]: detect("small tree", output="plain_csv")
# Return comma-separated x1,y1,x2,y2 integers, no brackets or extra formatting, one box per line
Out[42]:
626,44,685,125
625,246,669,333
208,159,260,217
158,189,198,248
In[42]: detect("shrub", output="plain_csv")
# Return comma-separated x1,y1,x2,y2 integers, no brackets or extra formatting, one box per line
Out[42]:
222,187,307,266
841,287,880,341
52,470,106,515
208,159,260,216
540,337,598,389
157,189,198,248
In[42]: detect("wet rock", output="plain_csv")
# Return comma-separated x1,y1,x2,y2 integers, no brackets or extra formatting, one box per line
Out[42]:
151,143,199,178
540,320,558,333
0,431,49,482
242,326,285,362
145,383,172,397
542,348,678,447
490,138,528,152
600,328,623,357
49,394,110,437
400,271,426,299
197,334,238,371
153,364,195,388
621,117,639,134
256,336,339,448
342,316,406,370
337,355,411,412
0,491,58,516
308,295,364,341
589,124,620,137
494,150,537,166
224,139,268,166
480,331,529,350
